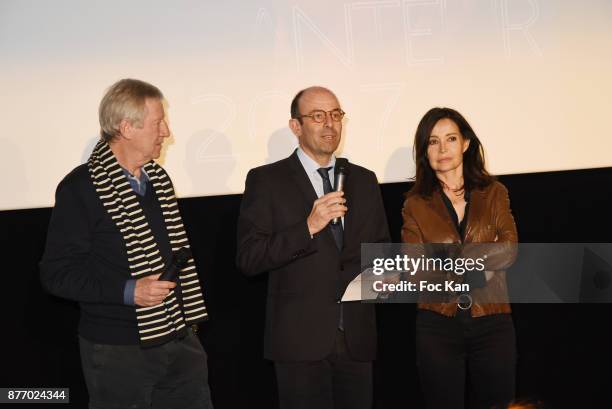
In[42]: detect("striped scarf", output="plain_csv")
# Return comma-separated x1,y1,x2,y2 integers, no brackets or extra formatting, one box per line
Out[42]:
87,139,208,347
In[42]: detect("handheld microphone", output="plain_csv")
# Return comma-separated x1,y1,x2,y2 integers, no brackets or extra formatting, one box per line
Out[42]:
332,158,349,225
158,247,192,282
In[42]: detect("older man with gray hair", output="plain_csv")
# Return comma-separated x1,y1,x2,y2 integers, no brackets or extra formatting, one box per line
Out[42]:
40,79,213,409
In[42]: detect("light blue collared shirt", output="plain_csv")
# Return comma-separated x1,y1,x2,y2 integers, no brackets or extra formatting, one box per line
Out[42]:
296,147,336,198
121,166,149,197
296,147,344,229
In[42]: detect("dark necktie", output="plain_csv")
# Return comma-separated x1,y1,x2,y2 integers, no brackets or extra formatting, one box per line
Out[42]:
317,167,343,250
317,166,345,330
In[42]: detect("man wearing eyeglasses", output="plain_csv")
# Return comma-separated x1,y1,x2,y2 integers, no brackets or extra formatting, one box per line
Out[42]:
237,86,390,409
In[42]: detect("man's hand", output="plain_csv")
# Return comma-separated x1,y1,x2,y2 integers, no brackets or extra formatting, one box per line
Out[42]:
382,272,401,285
134,274,176,307
307,191,347,236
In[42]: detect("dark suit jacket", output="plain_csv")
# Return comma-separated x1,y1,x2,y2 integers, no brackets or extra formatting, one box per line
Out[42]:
236,150,390,362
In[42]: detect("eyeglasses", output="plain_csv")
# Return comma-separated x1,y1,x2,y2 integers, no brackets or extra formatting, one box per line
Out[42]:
297,109,345,123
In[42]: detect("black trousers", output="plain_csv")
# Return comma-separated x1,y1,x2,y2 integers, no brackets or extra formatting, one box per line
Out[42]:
79,329,213,409
416,309,516,409
274,330,373,409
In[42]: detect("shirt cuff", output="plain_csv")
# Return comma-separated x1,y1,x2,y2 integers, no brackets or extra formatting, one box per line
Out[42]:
123,279,136,306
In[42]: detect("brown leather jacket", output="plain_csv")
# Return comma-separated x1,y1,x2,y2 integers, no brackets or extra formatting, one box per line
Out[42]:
401,181,518,317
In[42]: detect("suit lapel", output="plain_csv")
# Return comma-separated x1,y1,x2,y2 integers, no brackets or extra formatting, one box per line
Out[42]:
287,151,339,250
340,163,354,250
287,150,319,213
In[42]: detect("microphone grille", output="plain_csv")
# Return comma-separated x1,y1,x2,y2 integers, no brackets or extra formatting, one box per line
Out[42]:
335,158,349,174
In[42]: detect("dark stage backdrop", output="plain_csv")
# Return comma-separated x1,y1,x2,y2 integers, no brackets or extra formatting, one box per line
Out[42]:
2,167,611,409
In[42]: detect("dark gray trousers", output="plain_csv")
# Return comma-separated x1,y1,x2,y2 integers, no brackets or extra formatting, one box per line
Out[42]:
274,330,373,409
79,329,213,409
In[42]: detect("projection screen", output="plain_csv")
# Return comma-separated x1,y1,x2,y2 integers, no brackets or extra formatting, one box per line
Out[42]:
1,0,611,210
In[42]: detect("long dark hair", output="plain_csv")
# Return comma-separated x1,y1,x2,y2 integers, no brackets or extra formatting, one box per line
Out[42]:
409,107,494,197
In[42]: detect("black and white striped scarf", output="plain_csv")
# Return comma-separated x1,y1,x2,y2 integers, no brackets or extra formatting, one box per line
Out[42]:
87,139,208,347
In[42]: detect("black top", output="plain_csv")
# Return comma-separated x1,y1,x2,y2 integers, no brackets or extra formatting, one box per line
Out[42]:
439,189,486,289
440,189,471,241
39,164,173,344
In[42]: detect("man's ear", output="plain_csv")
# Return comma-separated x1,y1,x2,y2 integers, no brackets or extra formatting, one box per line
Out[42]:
119,119,132,140
288,118,302,137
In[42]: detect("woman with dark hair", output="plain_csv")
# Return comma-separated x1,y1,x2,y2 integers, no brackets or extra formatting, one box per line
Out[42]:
402,107,518,409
